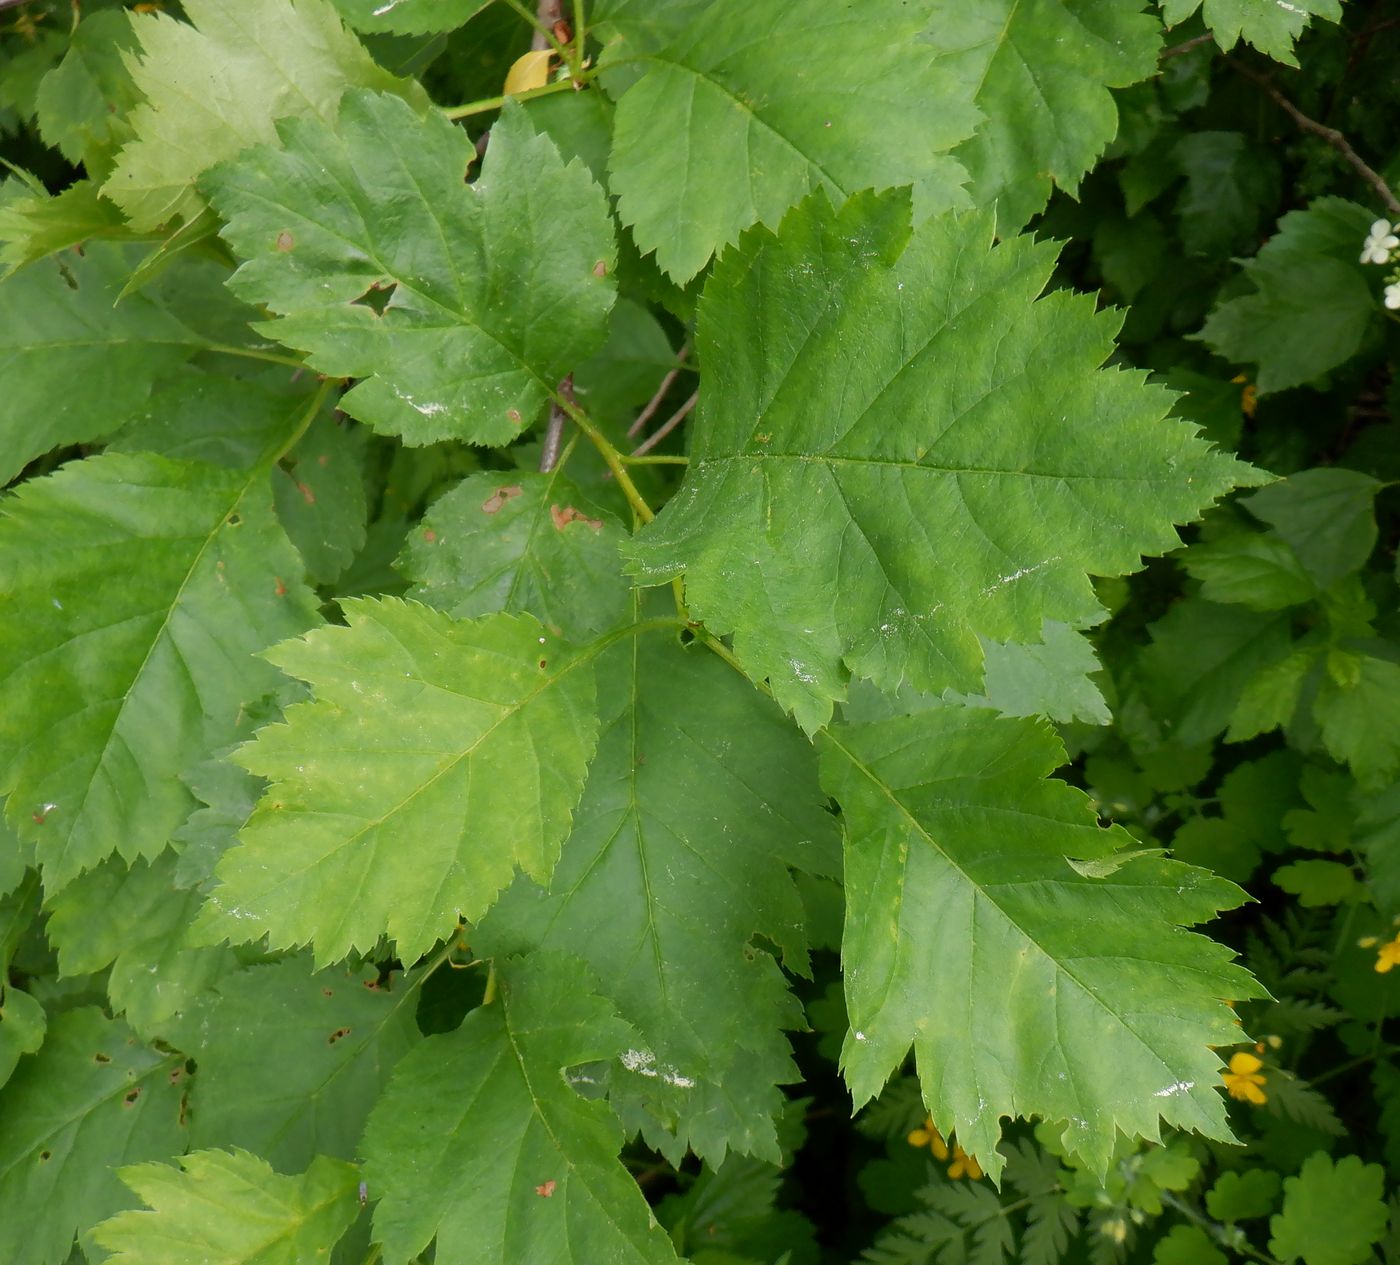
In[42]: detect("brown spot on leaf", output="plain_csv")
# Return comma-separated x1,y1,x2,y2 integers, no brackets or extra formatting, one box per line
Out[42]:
507,408,523,425
276,231,295,252
550,504,602,532
39,1151,51,1162
123,1088,141,1107
482,485,523,514
422,529,437,543
94,1052,110,1064
538,659,548,670
328,1027,351,1045
297,481,316,505
321,988,334,998
592,260,607,278
274,577,288,597
535,1180,557,1197
317,454,330,467
169,1067,184,1084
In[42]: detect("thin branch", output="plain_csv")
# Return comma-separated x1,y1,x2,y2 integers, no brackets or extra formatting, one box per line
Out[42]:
539,375,572,473
1160,32,1215,60
631,389,698,457
0,0,36,11
626,344,690,438
1228,57,1400,216
531,0,563,52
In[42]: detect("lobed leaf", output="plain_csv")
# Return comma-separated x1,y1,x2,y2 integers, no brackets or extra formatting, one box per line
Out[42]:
196,597,602,964
1161,0,1343,66
628,190,1260,731
821,702,1262,1181
206,94,616,446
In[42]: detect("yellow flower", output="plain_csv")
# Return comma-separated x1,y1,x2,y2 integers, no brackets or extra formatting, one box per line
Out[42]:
908,1116,983,1179
1374,935,1400,974
1221,1051,1267,1104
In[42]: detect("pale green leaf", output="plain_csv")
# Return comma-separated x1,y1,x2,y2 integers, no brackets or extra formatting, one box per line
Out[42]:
1269,1154,1387,1265
1205,1169,1281,1222
0,452,319,892
206,93,615,446
165,957,419,1173
0,1009,188,1265
1161,0,1343,65
96,1149,361,1265
979,621,1111,725
821,703,1261,1181
0,986,44,1090
330,0,492,33
925,0,1163,228
361,953,680,1265
628,191,1259,731
0,243,264,485
105,0,424,230
196,597,601,964
400,470,631,640
1313,653,1400,789
1154,1224,1227,1265
1273,859,1364,906
1199,199,1377,394
1226,650,1313,742
1242,468,1381,590
479,628,839,1164
608,0,978,282
1181,532,1317,611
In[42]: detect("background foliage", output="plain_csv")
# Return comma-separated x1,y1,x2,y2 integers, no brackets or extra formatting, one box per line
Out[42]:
1,0,1399,1262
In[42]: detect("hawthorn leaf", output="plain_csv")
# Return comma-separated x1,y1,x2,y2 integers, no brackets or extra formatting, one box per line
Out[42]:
1161,0,1343,65
165,958,419,1173
979,621,1111,725
271,413,369,586
821,703,1261,1181
1171,132,1281,259
478,629,839,1164
1181,532,1317,611
361,953,680,1265
34,9,140,165
628,190,1260,731
400,470,632,640
0,1008,188,1265
607,0,978,283
924,0,1162,228
0,452,319,892
196,598,601,964
95,1149,362,1265
330,0,492,34
0,986,44,1090
45,851,234,1038
0,179,130,276
206,93,616,446
0,244,264,485
104,0,423,230
1199,199,1377,394
1269,1154,1387,1265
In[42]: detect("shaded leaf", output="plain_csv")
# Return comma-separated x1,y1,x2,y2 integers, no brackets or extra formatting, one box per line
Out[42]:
1270,1154,1386,1265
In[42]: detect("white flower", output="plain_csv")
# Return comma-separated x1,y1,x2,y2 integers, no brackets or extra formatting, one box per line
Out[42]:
1361,218,1400,265
1385,282,1400,310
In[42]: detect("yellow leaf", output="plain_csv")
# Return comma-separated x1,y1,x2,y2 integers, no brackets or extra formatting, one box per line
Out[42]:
503,49,552,96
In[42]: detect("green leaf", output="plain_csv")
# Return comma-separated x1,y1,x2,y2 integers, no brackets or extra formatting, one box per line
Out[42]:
196,597,601,964
44,851,234,1037
95,1149,362,1265
1273,859,1364,906
1241,468,1382,591
34,9,140,165
1205,1168,1281,1222
1170,816,1261,885
607,0,978,283
0,985,44,1090
271,413,369,586
0,451,318,892
1161,0,1343,65
400,470,632,640
821,703,1261,1181
979,621,1111,725
1153,1224,1226,1265
166,957,419,1172
1312,653,1400,789
1269,1154,1387,1265
1181,531,1317,611
0,180,130,276
360,953,681,1265
1199,199,1377,394
1171,132,1280,258
926,0,1162,228
0,1008,188,1265
0,244,260,485
206,94,616,446
628,191,1259,731
104,0,424,230
478,629,839,1164
329,0,491,34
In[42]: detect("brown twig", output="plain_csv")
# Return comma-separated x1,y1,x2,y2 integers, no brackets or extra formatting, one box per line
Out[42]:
538,375,572,473
626,344,690,439
1160,32,1215,60
531,0,562,51
0,0,35,11
631,389,698,457
1227,57,1400,217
